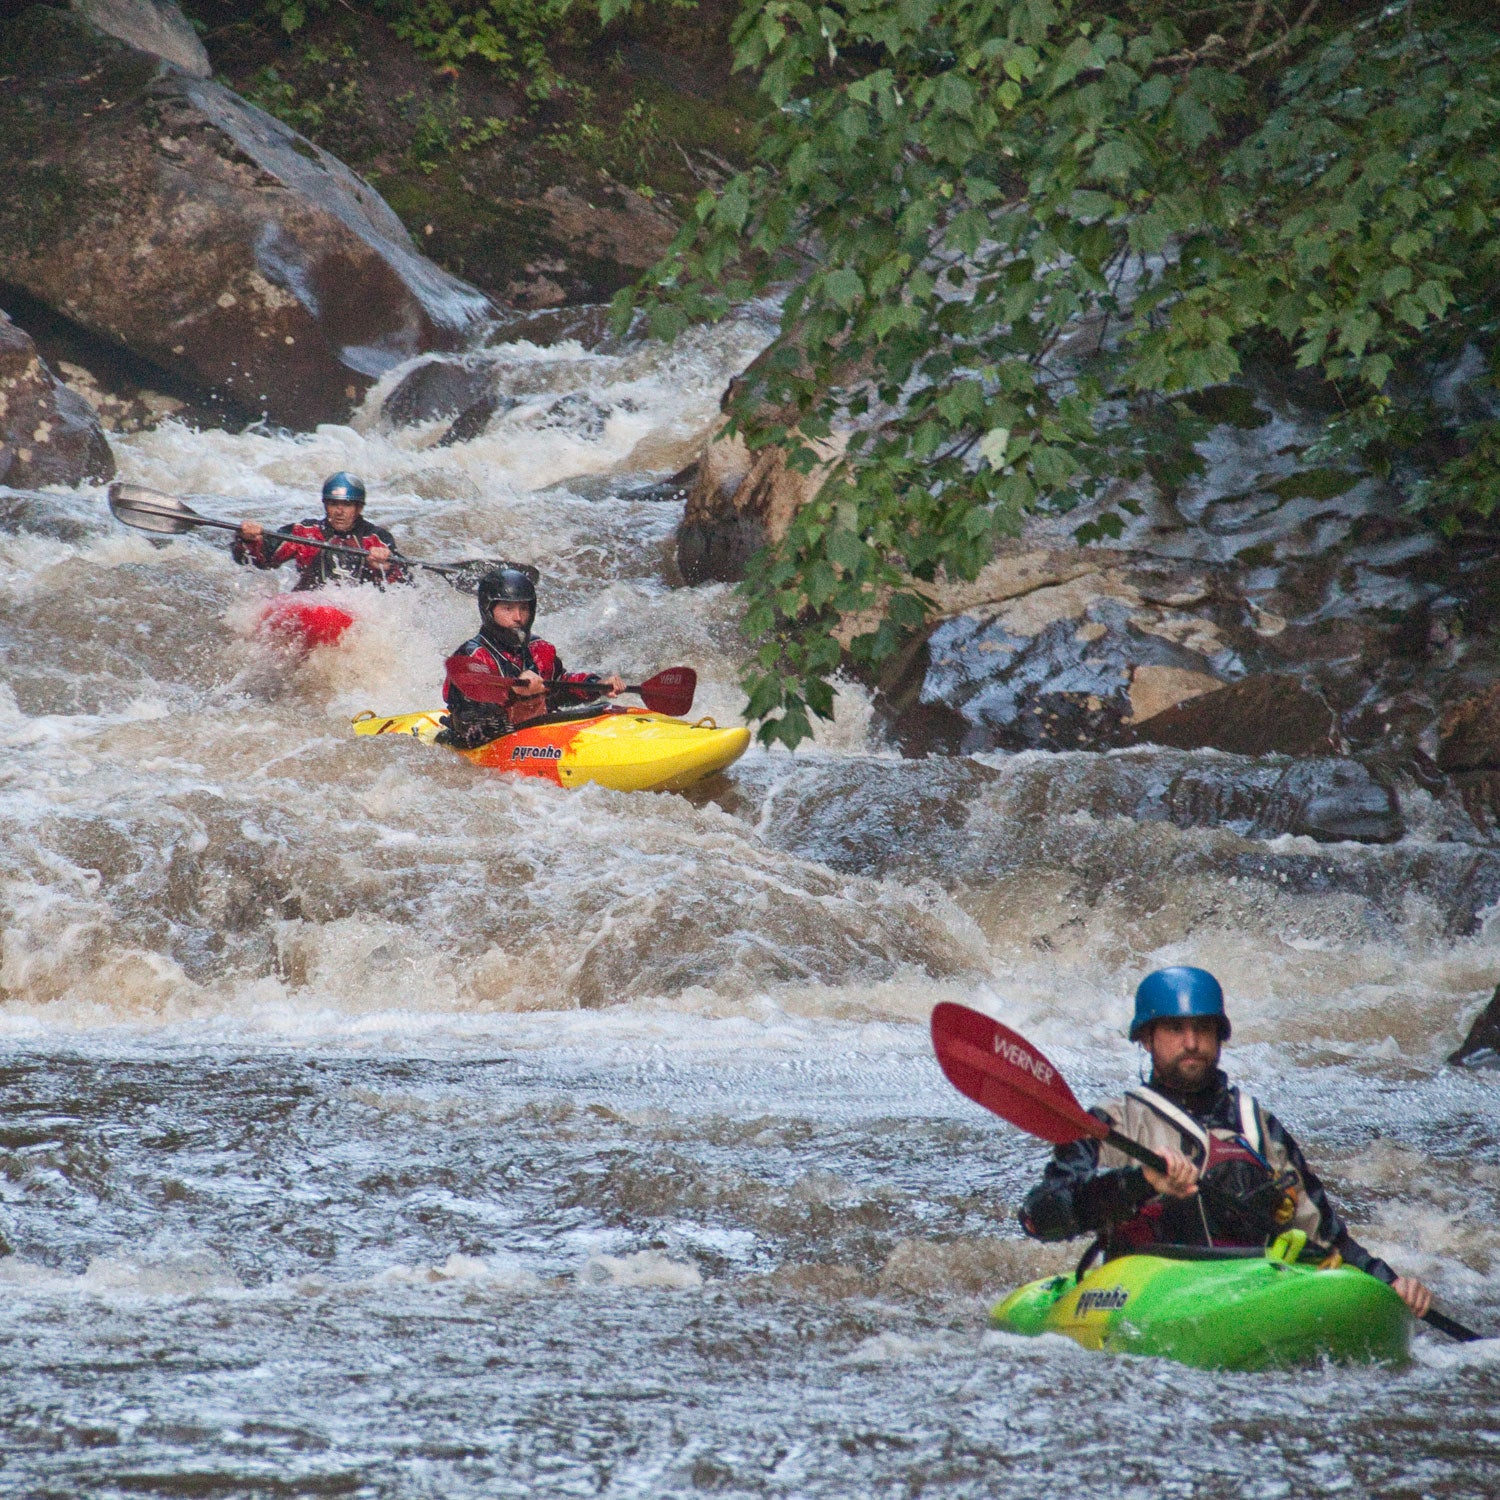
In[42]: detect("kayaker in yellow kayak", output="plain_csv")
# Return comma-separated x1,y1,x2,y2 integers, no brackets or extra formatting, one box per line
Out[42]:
233,472,409,589
1018,967,1434,1317
438,567,624,748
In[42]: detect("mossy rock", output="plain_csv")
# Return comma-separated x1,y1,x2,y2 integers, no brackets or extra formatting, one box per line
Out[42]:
1268,468,1361,502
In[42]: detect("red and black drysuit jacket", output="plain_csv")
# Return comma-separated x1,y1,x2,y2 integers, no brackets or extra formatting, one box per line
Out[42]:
1017,1069,1399,1285
231,516,409,589
440,628,604,748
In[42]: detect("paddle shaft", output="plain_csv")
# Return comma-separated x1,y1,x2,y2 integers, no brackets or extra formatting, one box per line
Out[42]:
1424,1308,1483,1342
1102,1127,1169,1176
445,657,696,717
108,486,525,585
185,513,461,579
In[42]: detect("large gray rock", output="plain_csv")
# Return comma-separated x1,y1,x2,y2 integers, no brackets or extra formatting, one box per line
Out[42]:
0,5,492,430
0,310,114,487
72,0,209,76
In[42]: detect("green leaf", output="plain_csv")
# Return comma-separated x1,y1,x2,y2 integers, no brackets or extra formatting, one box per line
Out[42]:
823,266,864,309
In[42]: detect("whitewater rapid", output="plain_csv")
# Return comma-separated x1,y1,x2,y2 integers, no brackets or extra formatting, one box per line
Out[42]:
1,312,1498,1496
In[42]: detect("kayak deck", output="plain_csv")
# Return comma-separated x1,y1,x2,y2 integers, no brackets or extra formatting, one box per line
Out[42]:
991,1241,1411,1370
352,705,750,792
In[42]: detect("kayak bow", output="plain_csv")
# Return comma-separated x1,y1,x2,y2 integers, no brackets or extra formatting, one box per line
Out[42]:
256,595,356,649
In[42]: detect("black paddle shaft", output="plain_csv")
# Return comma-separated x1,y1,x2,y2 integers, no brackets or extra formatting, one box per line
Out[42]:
108,485,528,590
1106,1127,1169,1175
1423,1307,1484,1342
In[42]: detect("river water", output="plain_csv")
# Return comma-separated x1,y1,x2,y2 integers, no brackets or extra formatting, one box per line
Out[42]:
1,314,1498,1497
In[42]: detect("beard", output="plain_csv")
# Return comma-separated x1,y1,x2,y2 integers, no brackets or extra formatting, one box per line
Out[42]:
482,619,530,652
1153,1052,1216,1093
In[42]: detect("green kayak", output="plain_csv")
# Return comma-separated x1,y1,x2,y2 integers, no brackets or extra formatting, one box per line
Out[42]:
990,1233,1411,1371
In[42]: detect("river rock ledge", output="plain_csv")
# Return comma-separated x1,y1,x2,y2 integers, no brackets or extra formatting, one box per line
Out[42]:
0,3,493,429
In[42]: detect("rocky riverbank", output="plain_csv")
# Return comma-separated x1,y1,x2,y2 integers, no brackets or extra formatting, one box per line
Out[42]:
0,0,753,451
679,362,1500,841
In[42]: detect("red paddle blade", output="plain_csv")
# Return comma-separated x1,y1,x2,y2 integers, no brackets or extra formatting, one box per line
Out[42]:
636,667,696,717
444,654,516,706
930,1002,1107,1147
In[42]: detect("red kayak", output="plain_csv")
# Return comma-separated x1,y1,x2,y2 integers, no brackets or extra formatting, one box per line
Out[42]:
255,595,356,649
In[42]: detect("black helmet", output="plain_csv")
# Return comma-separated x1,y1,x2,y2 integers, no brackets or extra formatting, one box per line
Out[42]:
477,566,537,640
321,471,366,506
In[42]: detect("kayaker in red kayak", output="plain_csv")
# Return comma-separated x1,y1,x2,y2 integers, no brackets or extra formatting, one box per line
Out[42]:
232,472,409,589
438,567,624,748
1018,967,1434,1317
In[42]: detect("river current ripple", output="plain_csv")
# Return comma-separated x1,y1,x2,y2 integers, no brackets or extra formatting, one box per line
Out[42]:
1,316,1498,1497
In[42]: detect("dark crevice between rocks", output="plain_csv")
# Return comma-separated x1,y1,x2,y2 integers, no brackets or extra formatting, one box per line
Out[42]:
1,280,255,431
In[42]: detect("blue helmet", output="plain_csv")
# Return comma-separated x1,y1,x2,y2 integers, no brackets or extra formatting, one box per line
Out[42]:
1129,967,1230,1042
321,471,366,507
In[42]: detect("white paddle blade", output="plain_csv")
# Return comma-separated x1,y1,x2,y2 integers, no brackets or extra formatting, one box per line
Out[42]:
107,483,203,536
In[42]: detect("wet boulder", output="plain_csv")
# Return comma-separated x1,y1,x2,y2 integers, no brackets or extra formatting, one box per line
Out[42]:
381,357,493,428
72,0,209,76
1436,680,1500,834
377,356,518,443
883,562,1235,754
1129,674,1339,758
1215,757,1400,844
1449,983,1500,1068
0,5,492,431
0,310,114,487
1438,683,1500,777
678,429,846,585
1043,748,1399,843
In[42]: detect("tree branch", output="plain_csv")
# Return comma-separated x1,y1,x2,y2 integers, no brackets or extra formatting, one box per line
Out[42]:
1239,1,1269,53
1235,0,1321,71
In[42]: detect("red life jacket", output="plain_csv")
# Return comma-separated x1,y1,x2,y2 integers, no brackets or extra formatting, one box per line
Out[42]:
233,516,407,589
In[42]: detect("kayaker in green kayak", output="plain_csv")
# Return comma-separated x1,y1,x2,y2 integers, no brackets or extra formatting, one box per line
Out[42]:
1018,967,1434,1317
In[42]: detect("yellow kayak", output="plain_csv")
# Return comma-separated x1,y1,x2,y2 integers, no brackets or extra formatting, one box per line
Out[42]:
351,705,750,793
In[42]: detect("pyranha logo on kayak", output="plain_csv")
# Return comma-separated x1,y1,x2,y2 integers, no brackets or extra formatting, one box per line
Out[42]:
992,1037,1054,1085
511,745,563,761
1075,1287,1129,1314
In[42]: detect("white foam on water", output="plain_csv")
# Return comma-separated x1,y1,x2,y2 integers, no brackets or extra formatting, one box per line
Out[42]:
375,1252,542,1292
840,1332,978,1366
0,1251,243,1300
578,1249,703,1290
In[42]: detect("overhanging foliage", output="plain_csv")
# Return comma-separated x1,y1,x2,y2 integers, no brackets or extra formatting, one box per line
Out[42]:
623,0,1500,747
